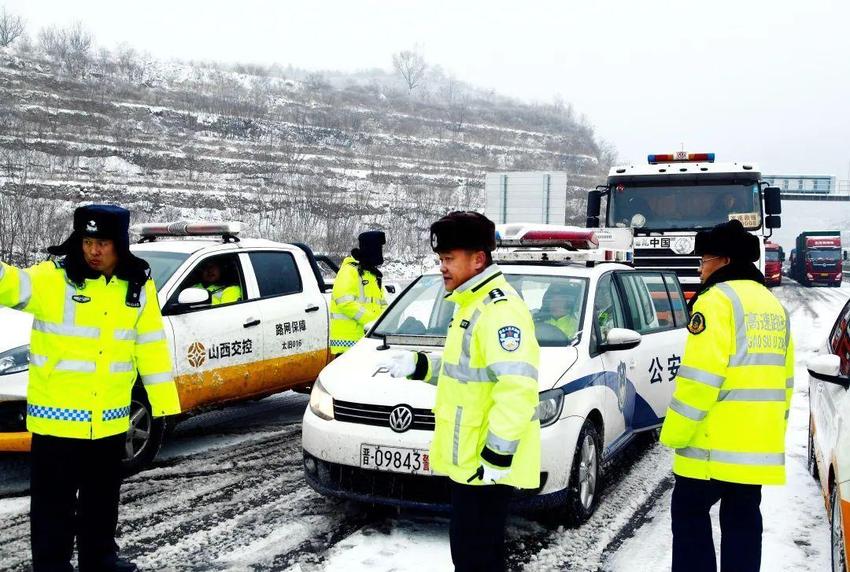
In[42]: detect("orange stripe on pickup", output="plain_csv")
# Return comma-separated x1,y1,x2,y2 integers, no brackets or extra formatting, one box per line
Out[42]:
176,349,329,411
0,431,32,452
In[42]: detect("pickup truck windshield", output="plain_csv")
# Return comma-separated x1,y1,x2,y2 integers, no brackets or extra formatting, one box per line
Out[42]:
372,273,588,347
607,182,761,231
135,251,190,290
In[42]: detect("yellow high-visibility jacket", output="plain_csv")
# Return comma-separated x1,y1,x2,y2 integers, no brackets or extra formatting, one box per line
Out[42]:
660,279,794,485
329,257,386,354
0,260,181,440
414,265,541,488
192,283,242,306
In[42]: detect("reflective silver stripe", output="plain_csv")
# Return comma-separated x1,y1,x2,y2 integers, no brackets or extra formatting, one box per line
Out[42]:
676,365,725,388
427,355,442,386
0,264,4,279
676,446,785,466
488,361,538,380
13,270,32,311
136,330,166,344
334,295,357,305
353,307,366,322
786,377,794,389
443,363,493,383
110,361,134,373
55,360,96,373
33,319,100,339
732,353,787,367
452,406,463,465
669,397,708,421
486,430,519,454
718,388,787,402
715,283,787,368
135,286,147,327
141,372,173,386
29,353,48,367
114,329,137,341
64,283,77,325
330,313,349,320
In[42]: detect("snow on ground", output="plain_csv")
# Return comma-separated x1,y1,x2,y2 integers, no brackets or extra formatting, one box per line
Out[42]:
0,281,843,572
604,281,848,571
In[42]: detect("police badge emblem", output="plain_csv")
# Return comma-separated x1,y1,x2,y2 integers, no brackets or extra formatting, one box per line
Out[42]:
498,326,521,352
688,312,706,335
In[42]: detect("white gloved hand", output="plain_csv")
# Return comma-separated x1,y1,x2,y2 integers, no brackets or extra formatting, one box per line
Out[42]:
377,351,417,378
480,464,511,484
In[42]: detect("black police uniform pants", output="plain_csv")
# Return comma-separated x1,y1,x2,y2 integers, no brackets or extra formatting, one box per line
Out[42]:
671,475,762,572
449,481,512,572
30,433,125,572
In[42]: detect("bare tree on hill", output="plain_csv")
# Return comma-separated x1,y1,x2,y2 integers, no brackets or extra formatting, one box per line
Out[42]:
392,48,428,95
0,7,24,47
39,22,92,78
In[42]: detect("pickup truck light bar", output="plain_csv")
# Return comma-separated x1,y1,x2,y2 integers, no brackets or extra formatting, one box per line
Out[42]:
131,221,242,242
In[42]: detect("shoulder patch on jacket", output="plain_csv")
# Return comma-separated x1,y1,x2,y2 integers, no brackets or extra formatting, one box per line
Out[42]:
489,288,507,303
688,312,706,335
498,326,521,351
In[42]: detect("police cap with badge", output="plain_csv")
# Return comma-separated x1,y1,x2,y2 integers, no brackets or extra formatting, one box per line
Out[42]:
48,204,150,306
429,211,497,253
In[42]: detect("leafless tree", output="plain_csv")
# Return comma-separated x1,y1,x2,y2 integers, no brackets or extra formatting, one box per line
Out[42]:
392,48,428,95
116,43,141,83
39,22,92,78
0,7,24,47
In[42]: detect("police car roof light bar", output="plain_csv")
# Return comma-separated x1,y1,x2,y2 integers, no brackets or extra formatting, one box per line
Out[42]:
647,152,716,164
131,221,242,242
495,224,599,251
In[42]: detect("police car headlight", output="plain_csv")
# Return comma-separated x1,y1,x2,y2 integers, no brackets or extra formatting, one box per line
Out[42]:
309,379,334,421
536,389,564,427
0,345,29,376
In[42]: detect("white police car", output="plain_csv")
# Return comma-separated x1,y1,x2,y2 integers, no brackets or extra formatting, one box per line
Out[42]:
303,225,688,521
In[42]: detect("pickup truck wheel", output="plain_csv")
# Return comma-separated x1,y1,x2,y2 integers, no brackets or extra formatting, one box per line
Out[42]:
831,485,847,572
562,420,601,525
122,387,166,475
807,415,819,479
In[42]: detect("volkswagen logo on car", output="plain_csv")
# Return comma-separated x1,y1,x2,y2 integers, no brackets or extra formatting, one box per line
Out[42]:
388,405,414,433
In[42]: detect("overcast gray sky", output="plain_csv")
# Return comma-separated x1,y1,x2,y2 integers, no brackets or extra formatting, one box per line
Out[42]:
5,0,849,177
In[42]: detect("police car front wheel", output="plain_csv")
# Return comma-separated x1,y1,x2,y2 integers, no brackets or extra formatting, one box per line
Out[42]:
563,419,602,525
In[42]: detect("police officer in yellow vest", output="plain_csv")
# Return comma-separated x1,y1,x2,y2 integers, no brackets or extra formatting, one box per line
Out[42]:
0,205,181,572
380,212,540,572
191,257,242,306
659,219,793,572
329,231,388,354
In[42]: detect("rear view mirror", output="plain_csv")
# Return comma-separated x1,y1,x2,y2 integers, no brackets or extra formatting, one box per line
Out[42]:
599,328,642,352
807,354,849,389
764,186,782,215
178,287,211,306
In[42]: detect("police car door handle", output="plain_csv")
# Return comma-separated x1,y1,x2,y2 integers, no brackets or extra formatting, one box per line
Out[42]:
305,305,320,313
243,318,261,328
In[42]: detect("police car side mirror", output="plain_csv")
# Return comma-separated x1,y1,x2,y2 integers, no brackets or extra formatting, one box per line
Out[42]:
177,287,211,306
807,354,850,389
599,328,642,352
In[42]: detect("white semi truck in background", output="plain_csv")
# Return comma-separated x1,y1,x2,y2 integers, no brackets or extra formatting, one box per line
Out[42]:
585,152,783,297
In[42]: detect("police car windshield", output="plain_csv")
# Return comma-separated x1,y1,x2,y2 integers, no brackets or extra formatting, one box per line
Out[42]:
607,182,761,231
135,251,190,290
372,273,588,347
